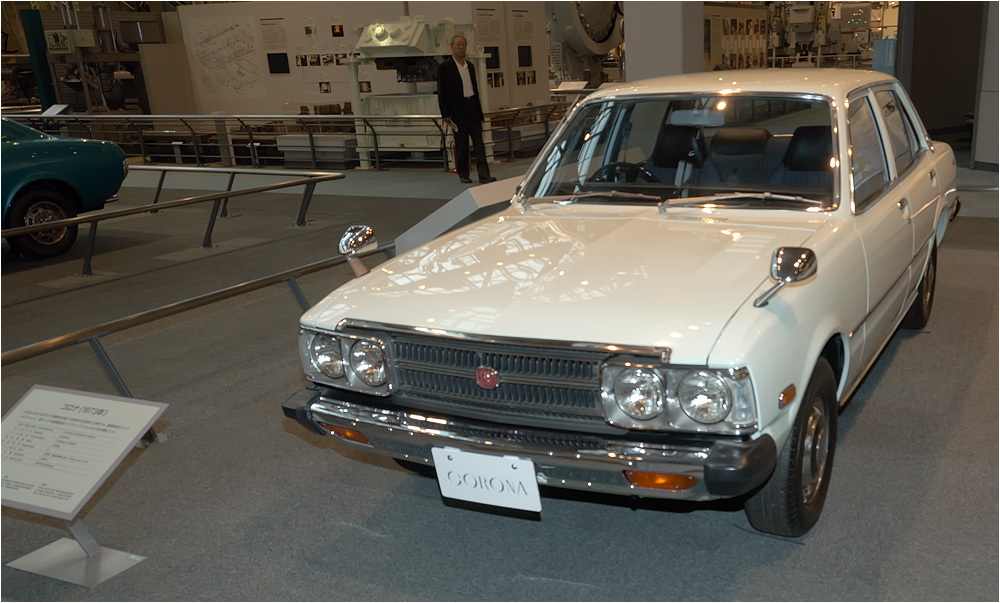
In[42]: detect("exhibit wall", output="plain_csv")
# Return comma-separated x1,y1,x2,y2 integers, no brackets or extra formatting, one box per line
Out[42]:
176,1,408,115
173,1,548,116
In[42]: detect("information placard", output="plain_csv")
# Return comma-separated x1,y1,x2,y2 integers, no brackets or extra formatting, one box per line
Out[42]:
2,385,167,521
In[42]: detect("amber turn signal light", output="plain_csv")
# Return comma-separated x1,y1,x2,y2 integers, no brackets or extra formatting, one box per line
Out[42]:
318,422,372,446
624,470,698,491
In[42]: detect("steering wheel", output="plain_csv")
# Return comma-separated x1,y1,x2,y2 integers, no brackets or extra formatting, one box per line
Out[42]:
588,161,661,183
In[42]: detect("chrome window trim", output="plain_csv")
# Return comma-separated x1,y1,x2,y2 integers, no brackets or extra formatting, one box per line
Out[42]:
847,89,894,215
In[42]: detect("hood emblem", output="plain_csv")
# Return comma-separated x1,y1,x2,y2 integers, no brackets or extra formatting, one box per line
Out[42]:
475,367,500,389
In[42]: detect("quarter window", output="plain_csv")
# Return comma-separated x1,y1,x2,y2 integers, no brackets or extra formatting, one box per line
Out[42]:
875,90,919,176
848,96,890,210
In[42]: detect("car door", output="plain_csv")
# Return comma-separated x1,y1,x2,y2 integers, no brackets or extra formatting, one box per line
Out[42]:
848,90,914,362
873,85,939,263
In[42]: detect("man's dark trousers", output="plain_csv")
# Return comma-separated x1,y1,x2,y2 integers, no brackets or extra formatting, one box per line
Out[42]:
454,98,490,181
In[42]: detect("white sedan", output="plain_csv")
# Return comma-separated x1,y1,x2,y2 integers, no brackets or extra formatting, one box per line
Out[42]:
283,69,958,537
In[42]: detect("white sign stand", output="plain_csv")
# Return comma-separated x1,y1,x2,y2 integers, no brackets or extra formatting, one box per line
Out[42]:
2,385,167,587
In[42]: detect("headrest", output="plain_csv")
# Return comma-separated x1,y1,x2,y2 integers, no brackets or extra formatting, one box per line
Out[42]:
784,126,834,172
651,124,706,168
709,128,771,155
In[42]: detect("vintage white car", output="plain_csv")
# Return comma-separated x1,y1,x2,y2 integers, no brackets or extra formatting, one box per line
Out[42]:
283,69,959,537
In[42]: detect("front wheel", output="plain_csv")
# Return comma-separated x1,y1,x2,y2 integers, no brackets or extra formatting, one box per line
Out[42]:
7,188,78,259
744,358,838,537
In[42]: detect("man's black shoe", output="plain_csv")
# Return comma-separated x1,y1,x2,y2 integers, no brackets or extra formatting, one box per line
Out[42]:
459,176,472,183
479,176,497,184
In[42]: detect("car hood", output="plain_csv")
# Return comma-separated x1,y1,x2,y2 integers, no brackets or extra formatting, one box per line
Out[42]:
302,206,826,364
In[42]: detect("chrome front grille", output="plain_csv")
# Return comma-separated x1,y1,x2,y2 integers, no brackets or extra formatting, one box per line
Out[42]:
384,331,613,430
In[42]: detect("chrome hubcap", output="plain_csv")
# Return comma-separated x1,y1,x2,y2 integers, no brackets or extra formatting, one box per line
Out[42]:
23,201,68,245
800,399,829,505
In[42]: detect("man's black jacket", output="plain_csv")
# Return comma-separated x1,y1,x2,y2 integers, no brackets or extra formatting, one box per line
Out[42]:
437,57,484,124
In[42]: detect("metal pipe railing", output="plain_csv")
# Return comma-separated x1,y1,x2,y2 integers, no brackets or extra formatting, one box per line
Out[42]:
3,104,570,171
2,166,345,275
1,242,395,367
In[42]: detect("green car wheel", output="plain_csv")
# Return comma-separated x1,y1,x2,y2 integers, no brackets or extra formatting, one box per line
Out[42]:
7,188,78,259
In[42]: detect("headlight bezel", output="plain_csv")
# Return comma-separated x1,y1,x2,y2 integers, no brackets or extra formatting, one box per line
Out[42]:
600,356,757,435
300,328,391,396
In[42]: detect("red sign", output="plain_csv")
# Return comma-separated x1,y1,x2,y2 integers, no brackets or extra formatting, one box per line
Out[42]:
475,367,499,389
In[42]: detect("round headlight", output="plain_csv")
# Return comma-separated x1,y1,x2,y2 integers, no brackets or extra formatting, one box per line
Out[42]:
311,333,344,379
350,340,386,386
614,368,664,420
679,371,731,424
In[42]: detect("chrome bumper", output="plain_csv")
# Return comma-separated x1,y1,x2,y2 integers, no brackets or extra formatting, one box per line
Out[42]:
283,386,776,502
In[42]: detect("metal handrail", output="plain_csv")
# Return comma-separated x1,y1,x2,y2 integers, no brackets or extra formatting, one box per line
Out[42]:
2,103,570,170
2,170,343,237
2,166,345,275
1,242,396,367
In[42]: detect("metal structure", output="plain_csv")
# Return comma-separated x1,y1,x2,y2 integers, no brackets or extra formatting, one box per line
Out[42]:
3,103,569,171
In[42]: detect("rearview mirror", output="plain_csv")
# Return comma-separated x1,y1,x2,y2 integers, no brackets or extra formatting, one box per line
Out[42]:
339,225,377,277
754,247,817,308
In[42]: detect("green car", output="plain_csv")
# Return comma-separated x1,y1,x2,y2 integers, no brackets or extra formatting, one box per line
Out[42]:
2,118,128,258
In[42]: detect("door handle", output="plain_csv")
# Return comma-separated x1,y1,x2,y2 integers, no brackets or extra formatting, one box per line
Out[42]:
929,169,937,182
897,198,909,211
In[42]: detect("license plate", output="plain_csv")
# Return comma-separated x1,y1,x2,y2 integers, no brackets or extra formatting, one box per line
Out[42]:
431,447,541,512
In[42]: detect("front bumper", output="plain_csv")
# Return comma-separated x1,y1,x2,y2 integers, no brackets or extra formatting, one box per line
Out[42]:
283,386,776,502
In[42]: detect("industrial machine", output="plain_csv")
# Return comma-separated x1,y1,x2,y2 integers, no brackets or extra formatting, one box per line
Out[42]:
546,1,623,88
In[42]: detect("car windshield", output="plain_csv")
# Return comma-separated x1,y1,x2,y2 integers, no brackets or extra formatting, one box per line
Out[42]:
1,118,47,142
521,95,836,210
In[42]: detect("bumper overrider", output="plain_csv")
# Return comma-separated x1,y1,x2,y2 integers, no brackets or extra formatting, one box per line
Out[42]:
283,385,777,502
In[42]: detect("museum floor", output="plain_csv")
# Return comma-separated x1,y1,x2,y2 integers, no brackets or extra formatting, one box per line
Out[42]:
2,159,997,601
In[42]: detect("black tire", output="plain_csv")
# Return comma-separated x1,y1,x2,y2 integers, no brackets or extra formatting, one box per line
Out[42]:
744,358,838,537
900,244,936,330
7,188,78,259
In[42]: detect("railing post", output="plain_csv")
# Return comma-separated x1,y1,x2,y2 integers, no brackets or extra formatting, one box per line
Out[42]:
283,276,311,311
220,171,236,218
81,222,99,276
365,119,381,170
180,118,203,165
152,169,167,206
237,118,259,168
202,198,222,248
84,334,133,398
296,180,317,226
299,118,318,170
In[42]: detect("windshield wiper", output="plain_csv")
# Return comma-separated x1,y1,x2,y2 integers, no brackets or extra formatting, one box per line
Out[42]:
658,191,824,213
525,190,662,209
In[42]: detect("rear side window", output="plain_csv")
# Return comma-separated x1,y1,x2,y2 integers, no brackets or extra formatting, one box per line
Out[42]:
848,96,890,210
875,89,920,176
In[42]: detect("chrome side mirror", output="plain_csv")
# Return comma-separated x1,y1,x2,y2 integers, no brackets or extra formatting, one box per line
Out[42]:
754,247,817,308
339,225,377,277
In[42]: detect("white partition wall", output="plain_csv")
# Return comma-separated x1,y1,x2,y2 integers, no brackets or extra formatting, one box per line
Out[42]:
622,1,703,81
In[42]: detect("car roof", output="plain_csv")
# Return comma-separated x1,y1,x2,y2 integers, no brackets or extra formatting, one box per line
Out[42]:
586,68,897,105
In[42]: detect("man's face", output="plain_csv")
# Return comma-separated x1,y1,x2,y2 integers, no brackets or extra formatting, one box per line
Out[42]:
451,37,467,60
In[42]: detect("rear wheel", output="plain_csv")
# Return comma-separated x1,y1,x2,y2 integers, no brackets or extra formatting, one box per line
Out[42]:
900,244,936,330
744,358,837,537
7,188,78,258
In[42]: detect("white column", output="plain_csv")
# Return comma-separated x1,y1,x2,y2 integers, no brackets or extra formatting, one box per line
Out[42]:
623,2,704,82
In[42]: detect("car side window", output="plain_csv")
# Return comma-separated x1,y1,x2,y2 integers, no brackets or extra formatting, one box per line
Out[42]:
875,89,919,177
848,96,890,211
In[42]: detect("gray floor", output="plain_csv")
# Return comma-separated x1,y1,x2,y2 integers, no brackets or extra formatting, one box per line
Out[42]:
1,161,997,601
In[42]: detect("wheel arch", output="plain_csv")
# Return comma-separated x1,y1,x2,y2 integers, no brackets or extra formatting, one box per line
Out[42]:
818,333,847,399
6,179,82,225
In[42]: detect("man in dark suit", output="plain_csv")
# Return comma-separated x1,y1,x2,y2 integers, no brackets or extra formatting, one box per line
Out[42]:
437,35,496,184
